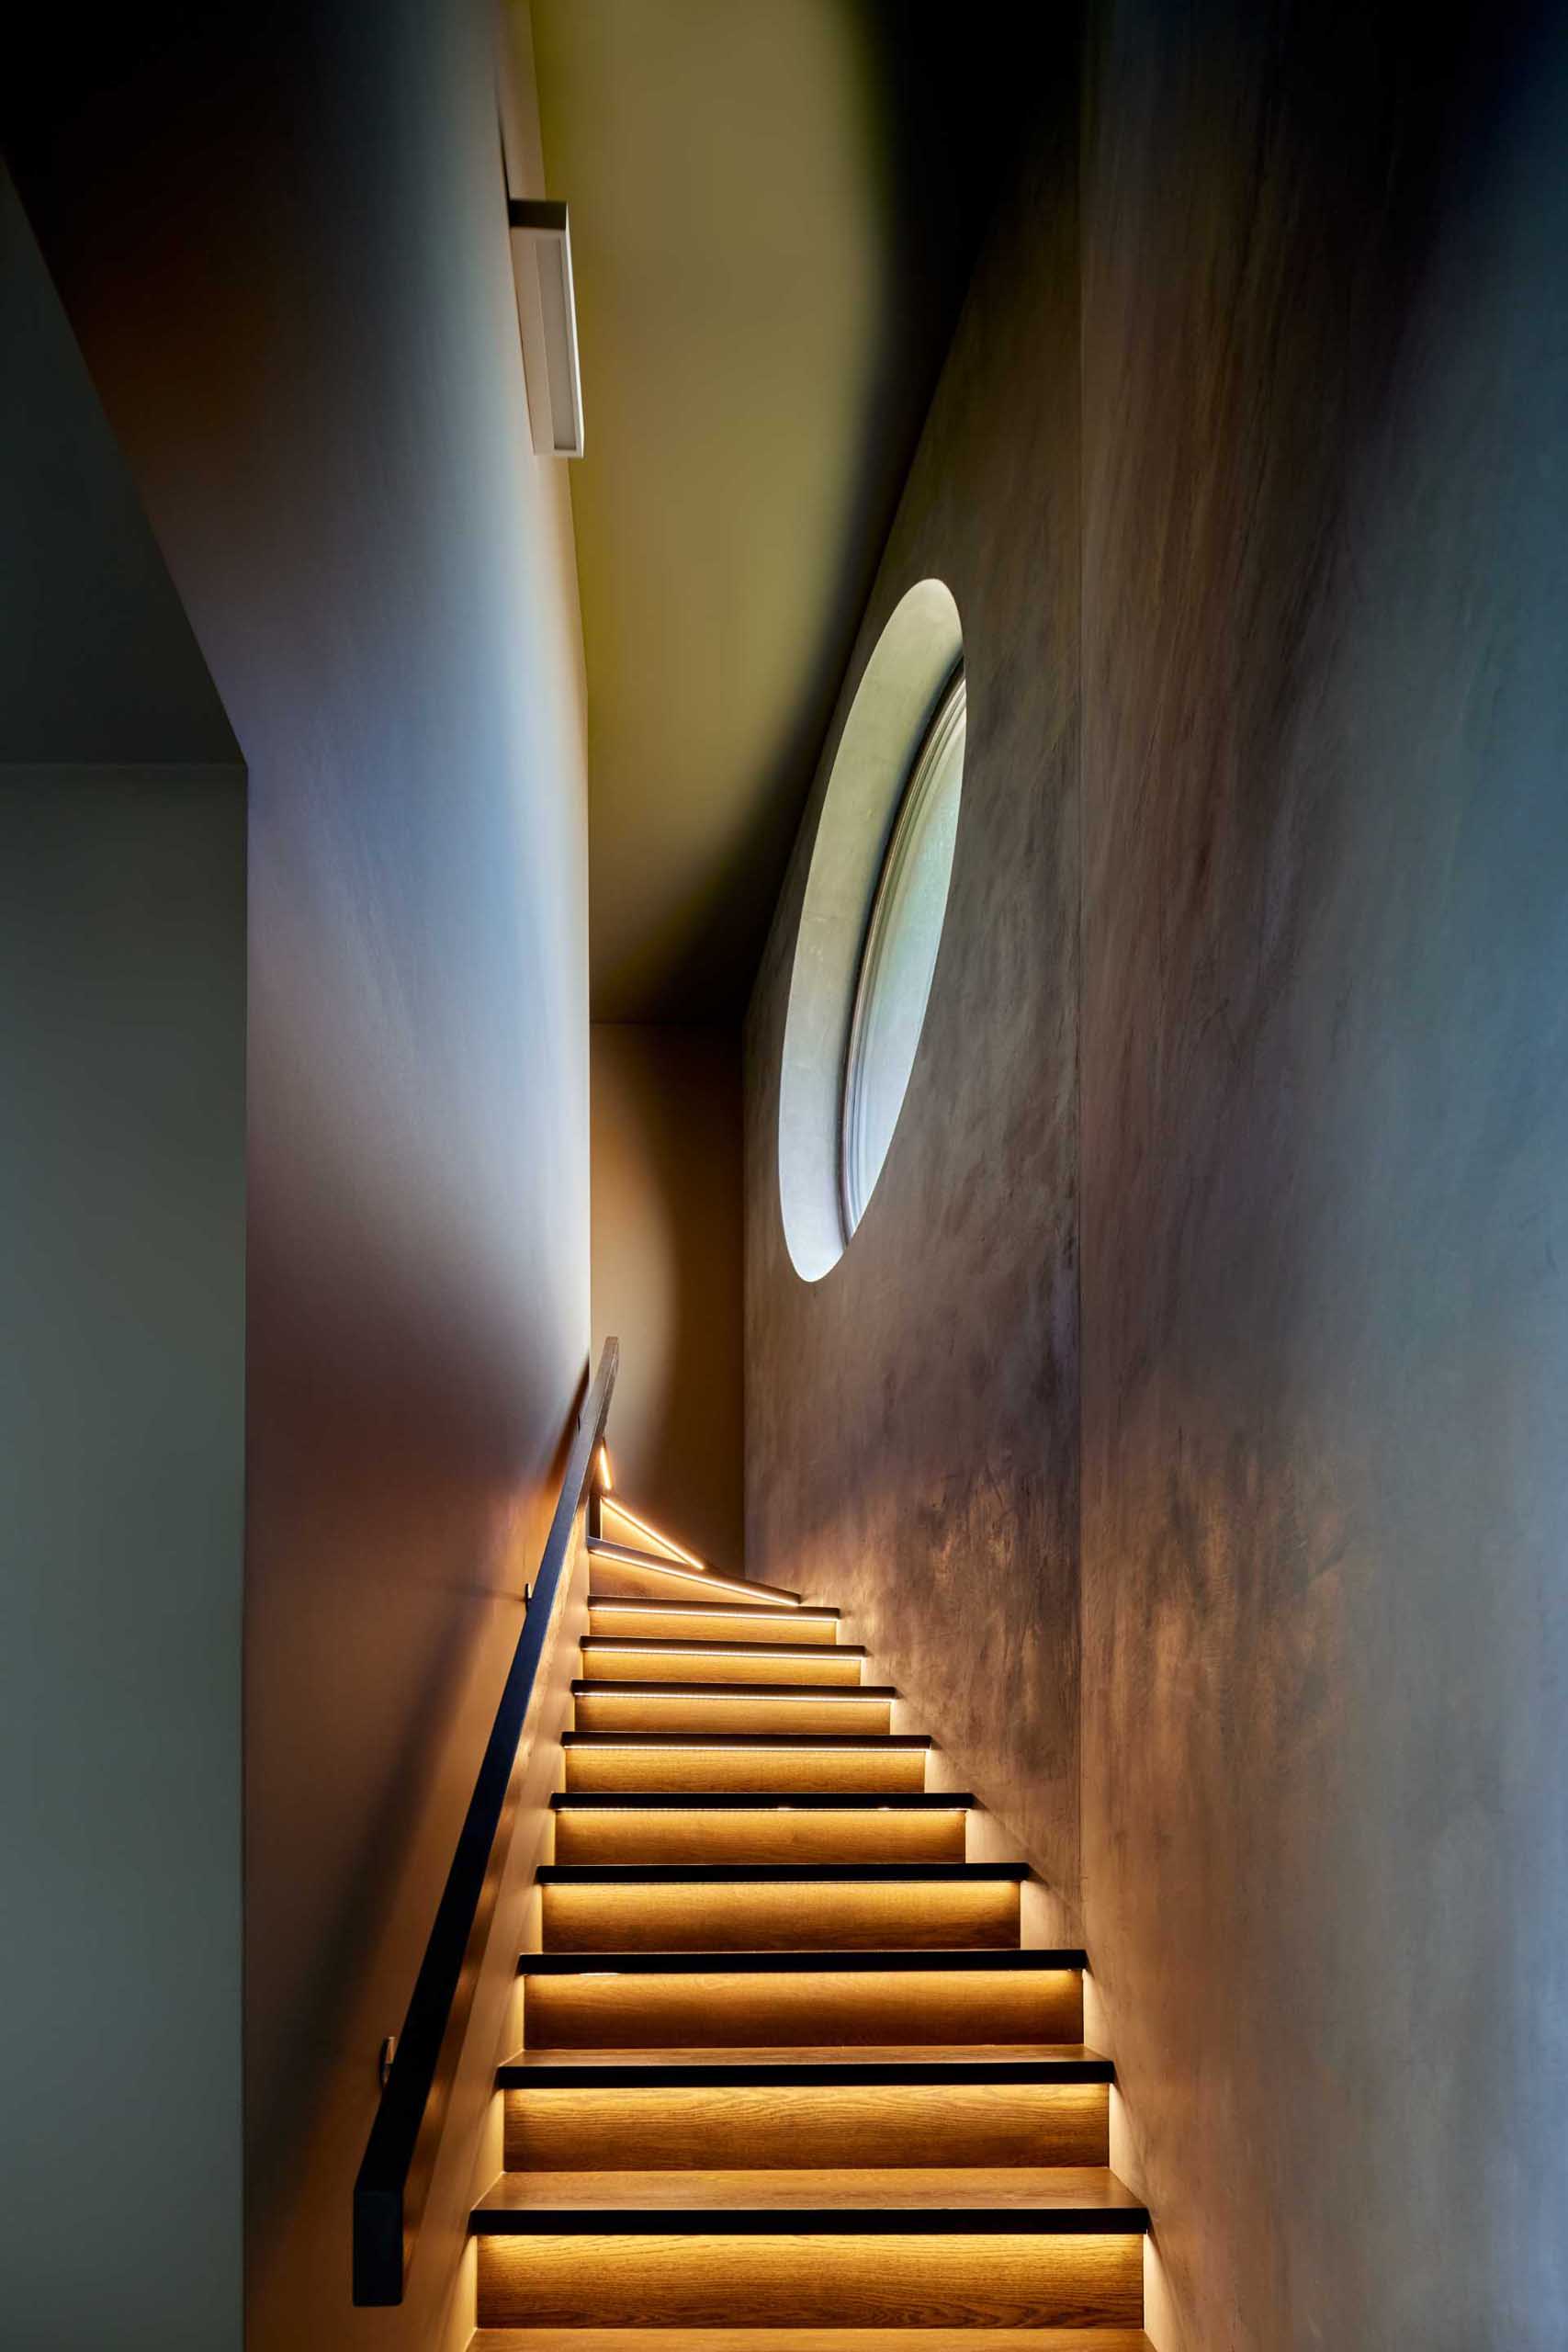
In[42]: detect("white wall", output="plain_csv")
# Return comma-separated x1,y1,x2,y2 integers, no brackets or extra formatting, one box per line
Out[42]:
0,166,246,2352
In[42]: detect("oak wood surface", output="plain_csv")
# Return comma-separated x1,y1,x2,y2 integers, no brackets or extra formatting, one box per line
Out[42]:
520,1964,1083,2048
502,2079,1110,2170
503,2042,1103,2068
474,2226,1144,2328
540,1875,1021,1952
563,1741,929,1793
473,2165,1144,2216
470,2332,1153,2350
571,1688,894,1736
589,1601,840,1645
553,1804,965,1865
580,1642,866,1689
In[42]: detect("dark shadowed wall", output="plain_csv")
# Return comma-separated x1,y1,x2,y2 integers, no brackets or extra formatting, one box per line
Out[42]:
747,2,1568,2342
591,1024,743,1567
6,4,591,2344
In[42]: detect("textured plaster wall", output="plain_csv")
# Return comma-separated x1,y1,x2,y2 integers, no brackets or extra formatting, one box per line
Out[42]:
1079,4,1568,2341
747,2,1568,2342
7,5,591,2344
592,1024,744,1567
744,72,1083,1915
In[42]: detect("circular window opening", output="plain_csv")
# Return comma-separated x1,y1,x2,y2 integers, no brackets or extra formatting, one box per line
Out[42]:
777,580,966,1281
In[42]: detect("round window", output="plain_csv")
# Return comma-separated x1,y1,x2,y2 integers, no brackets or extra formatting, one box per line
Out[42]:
777,580,966,1281
840,668,965,1235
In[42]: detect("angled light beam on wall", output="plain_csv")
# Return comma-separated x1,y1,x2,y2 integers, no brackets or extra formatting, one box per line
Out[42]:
599,1496,709,1571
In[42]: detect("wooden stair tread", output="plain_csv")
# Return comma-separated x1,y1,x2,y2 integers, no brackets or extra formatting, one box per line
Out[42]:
502,2044,1109,2081
589,1598,840,1623
581,1637,867,1659
521,1948,1087,1974
479,2328,1149,2350
563,1732,931,1749
551,1792,974,1811
537,1861,1027,1883
472,2165,1146,2229
572,1679,895,1700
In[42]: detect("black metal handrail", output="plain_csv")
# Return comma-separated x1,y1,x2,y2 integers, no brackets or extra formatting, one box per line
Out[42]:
352,1336,620,2303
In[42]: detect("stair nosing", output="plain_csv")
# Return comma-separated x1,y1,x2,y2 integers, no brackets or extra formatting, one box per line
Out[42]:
571,1679,895,1700
519,1947,1089,1974
550,1791,974,1811
589,1598,840,1621
562,1731,931,1748
580,1637,868,1658
536,1861,1028,1884
497,2052,1112,2089
469,2191,1147,2237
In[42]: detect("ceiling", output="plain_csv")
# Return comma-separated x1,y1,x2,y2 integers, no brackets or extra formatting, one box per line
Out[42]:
526,0,1033,1022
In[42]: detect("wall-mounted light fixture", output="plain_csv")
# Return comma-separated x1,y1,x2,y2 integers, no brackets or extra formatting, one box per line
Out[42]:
509,198,584,458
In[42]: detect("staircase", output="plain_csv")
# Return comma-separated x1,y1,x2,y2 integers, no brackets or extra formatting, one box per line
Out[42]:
467,1507,1150,2346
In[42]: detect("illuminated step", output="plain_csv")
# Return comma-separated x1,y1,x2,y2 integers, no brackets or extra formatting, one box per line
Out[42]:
571,1679,894,1737
470,2168,1146,2327
562,1732,931,1795
550,1792,971,1866
579,1637,867,1689
588,1598,840,1646
472,2333,1154,2351
518,1947,1087,2048
537,1860,1026,1953
499,2046,1112,2171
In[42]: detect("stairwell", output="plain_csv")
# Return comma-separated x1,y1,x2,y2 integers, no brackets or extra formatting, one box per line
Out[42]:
463,1496,1151,2347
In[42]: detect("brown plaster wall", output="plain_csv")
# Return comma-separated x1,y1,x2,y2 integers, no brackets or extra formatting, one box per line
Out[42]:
747,2,1568,2341
1079,3,1568,2340
744,71,1084,1917
592,1024,744,1567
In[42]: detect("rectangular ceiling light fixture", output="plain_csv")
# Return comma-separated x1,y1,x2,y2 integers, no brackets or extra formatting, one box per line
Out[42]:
509,198,584,458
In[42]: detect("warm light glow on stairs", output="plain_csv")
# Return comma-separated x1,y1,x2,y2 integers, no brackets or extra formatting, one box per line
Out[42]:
465,1504,1147,2344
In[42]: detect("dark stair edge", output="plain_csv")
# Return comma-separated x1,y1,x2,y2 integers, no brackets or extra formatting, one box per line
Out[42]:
551,1792,974,1811
571,1679,896,1700
497,2055,1113,2088
589,1598,840,1621
468,2201,1148,2237
519,1947,1089,1974
562,1731,931,1749
536,1861,1029,1884
581,1640,868,1659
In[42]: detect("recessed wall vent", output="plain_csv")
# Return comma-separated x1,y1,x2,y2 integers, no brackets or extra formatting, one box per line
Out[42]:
508,198,584,458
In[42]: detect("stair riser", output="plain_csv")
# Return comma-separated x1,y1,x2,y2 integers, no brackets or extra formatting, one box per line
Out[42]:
574,1692,892,1736
522,1967,1083,2049
553,1810,965,1866
563,1747,927,1794
504,2084,1109,2171
581,1647,863,1690
589,1608,839,1646
541,1880,1021,1953
475,2231,1143,2329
